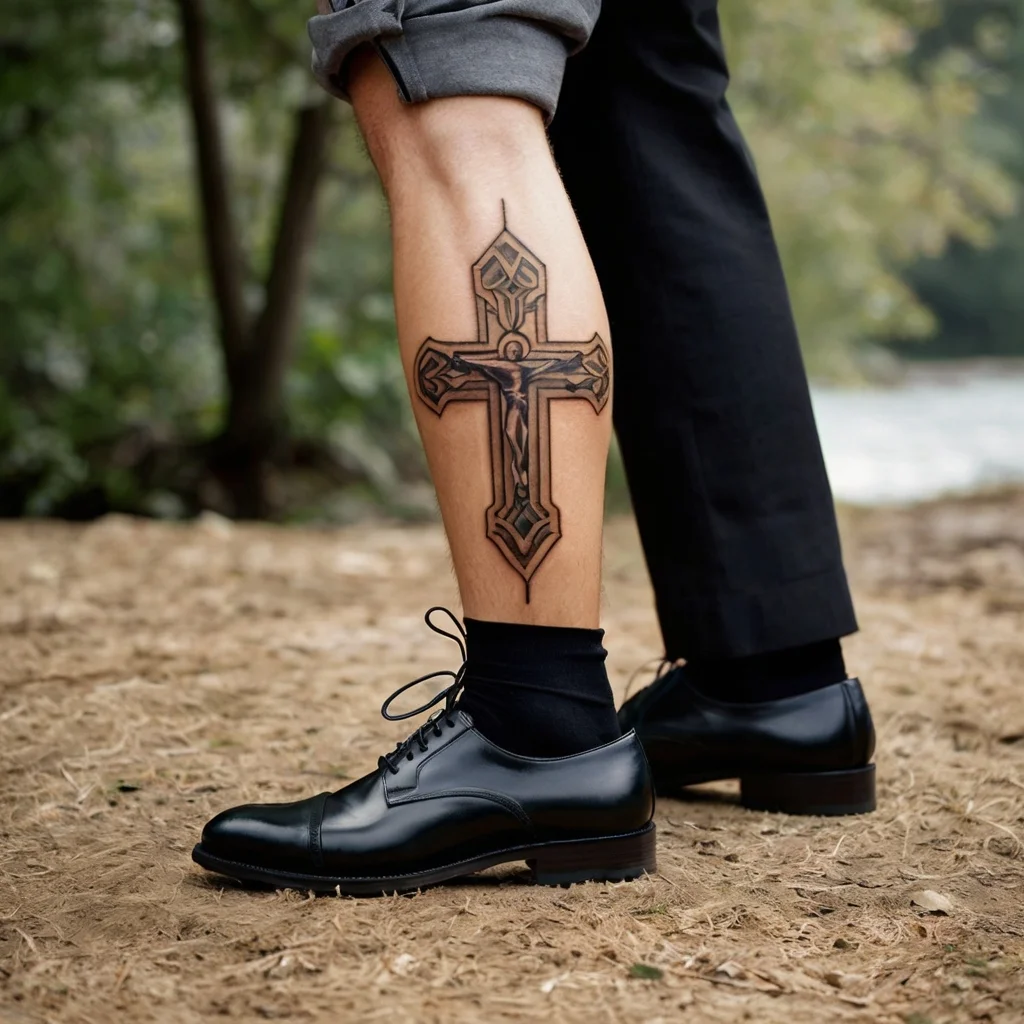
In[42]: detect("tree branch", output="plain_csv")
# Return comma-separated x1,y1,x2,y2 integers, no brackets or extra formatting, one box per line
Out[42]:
176,0,249,371
227,98,334,438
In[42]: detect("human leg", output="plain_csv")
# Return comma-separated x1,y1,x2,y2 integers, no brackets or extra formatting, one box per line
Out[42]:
347,52,611,628
344,49,623,756
193,0,657,893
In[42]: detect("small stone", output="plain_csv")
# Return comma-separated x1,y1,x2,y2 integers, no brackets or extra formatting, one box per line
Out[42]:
25,563,59,583
911,890,953,915
196,510,235,538
390,953,417,976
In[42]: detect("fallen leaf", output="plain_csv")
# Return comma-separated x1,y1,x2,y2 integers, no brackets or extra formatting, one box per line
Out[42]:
629,963,663,981
825,971,865,989
539,972,568,994
715,961,746,979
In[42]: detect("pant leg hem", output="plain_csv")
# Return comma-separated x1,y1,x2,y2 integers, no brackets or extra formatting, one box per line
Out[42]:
658,564,859,660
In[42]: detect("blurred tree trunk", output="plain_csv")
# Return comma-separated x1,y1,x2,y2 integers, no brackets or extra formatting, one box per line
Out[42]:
176,0,334,517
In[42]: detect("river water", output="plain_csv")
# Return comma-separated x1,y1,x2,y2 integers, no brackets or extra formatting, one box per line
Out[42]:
810,363,1024,505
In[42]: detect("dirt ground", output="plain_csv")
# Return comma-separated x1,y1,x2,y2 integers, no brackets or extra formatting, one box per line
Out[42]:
2,493,1024,1024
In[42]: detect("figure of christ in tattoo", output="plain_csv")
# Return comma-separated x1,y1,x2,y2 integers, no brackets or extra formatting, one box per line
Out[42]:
414,208,610,599
448,347,591,498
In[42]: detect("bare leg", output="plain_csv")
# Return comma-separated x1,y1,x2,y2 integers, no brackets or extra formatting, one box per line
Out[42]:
348,51,612,627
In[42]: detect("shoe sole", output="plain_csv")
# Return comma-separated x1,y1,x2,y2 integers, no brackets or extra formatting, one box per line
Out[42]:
191,822,657,895
654,764,877,816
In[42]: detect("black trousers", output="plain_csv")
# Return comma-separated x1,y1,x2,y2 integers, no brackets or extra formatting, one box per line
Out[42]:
550,0,858,660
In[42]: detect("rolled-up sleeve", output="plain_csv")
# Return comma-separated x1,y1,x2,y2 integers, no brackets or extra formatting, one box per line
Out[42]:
308,0,601,121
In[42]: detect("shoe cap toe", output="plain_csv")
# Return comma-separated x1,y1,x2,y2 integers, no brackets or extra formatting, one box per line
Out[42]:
200,795,326,872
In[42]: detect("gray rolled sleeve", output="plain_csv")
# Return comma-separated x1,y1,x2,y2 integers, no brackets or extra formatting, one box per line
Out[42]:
308,0,601,122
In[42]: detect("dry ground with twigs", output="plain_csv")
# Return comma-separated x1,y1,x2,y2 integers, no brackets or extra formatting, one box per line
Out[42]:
2,492,1024,1024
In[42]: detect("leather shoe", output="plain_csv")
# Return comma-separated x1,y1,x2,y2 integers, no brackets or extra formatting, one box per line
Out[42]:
618,668,876,815
193,609,656,894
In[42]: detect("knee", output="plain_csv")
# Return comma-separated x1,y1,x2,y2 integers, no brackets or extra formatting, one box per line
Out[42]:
348,50,548,197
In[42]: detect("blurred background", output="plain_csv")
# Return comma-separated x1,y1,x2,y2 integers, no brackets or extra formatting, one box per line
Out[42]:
2,0,1023,523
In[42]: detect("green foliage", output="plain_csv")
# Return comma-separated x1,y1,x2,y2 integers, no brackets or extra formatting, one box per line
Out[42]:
0,0,1020,516
0,0,411,517
895,0,1024,358
628,963,664,981
721,0,1017,377
1,1,218,513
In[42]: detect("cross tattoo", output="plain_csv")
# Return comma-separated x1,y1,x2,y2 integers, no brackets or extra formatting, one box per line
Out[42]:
414,210,610,600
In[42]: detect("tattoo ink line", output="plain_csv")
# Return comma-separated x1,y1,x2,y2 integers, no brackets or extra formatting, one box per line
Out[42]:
413,203,610,599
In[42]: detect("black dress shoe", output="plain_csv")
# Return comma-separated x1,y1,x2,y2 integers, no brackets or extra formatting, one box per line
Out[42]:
618,668,876,816
193,610,656,895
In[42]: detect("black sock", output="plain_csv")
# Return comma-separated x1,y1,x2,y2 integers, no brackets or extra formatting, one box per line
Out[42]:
457,618,621,758
684,639,847,704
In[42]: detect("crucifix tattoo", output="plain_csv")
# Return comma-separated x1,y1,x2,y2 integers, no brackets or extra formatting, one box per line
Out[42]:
414,205,610,600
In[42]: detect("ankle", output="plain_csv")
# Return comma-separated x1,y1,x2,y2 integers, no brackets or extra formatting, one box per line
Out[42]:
459,618,620,757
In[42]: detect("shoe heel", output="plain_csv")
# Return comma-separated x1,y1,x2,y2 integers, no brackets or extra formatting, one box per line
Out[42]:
528,823,657,886
741,765,876,816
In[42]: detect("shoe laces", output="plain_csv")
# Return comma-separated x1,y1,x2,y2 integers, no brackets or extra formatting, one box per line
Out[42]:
623,656,675,702
377,607,467,775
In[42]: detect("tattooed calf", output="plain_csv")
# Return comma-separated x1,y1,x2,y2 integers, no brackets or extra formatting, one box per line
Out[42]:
414,205,610,601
